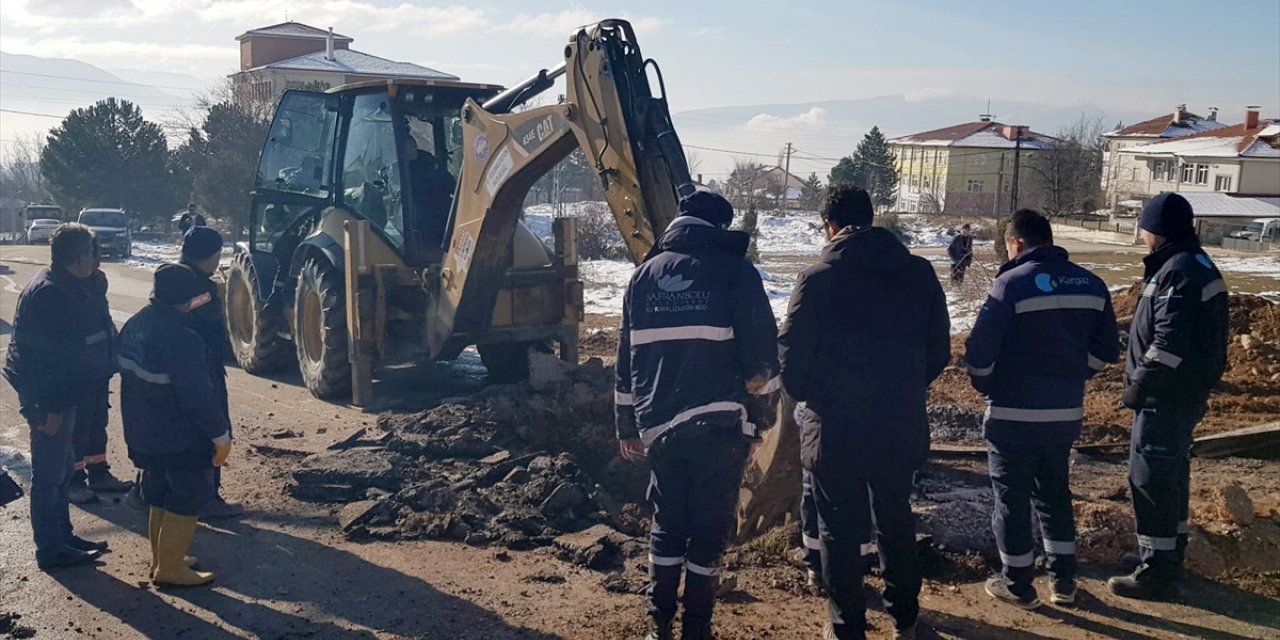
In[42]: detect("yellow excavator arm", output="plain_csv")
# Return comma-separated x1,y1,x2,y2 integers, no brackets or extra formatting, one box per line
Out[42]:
429,19,695,358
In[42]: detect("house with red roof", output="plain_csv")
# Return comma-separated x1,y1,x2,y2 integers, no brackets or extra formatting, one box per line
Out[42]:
1101,105,1229,207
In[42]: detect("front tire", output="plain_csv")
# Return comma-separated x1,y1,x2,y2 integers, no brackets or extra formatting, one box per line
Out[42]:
225,255,291,374
294,258,350,399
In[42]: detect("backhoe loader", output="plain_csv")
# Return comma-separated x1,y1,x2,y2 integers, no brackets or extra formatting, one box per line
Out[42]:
224,19,696,403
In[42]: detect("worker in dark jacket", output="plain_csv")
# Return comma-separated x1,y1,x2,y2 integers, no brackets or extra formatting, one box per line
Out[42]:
779,185,950,640
119,264,232,587
2,223,109,570
964,209,1119,609
616,188,779,640
1108,193,1229,600
947,224,974,284
69,240,134,504
179,226,243,518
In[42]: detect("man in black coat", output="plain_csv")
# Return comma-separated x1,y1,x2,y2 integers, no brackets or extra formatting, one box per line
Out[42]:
1108,193,1229,600
615,189,778,640
947,224,974,284
179,226,243,518
3,223,109,570
779,185,950,640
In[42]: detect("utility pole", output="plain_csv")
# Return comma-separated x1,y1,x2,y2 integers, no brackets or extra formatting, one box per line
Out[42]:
780,142,793,211
1010,126,1024,215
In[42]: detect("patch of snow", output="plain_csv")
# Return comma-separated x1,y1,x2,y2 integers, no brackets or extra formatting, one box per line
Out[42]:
580,260,634,316
123,240,232,272
1212,255,1280,276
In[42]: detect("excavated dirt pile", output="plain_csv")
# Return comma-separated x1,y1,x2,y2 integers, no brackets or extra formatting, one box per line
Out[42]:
290,354,650,565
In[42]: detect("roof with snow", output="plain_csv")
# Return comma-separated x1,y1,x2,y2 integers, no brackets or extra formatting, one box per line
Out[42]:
1173,193,1280,219
251,49,459,81
888,120,1056,150
1105,110,1228,139
1120,119,1280,159
237,22,353,42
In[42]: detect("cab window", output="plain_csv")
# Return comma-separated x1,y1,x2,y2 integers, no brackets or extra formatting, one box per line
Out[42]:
340,92,405,250
257,91,337,197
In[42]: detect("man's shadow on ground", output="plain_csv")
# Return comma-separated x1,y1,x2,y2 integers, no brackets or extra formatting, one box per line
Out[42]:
65,501,563,639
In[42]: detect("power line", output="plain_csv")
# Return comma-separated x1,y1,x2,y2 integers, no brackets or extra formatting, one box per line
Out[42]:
0,107,65,119
0,69,203,93
0,91,191,111
0,80,200,103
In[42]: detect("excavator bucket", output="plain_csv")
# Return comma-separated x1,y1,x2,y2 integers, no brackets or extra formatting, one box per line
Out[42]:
737,392,803,540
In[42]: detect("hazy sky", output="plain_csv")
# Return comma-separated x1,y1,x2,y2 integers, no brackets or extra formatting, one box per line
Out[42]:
1,0,1278,176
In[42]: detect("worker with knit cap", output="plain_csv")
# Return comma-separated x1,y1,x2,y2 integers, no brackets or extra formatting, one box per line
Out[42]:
1108,192,1229,600
118,263,232,586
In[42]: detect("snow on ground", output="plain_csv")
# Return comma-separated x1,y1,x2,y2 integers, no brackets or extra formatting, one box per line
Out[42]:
1212,254,1280,277
123,239,233,271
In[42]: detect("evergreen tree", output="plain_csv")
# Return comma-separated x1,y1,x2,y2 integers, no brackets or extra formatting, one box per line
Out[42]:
827,126,899,210
176,102,270,238
40,98,175,219
741,201,760,263
799,173,824,210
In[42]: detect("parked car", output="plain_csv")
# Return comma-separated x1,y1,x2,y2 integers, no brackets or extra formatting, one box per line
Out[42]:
26,218,61,244
78,208,133,259
1227,218,1280,242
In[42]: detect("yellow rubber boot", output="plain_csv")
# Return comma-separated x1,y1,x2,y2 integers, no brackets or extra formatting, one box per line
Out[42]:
152,513,214,587
148,507,197,578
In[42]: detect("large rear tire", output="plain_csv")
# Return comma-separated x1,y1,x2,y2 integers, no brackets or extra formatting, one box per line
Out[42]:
294,258,350,399
225,255,291,374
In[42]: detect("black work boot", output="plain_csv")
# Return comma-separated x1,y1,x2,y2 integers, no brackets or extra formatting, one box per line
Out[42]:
644,612,674,640
68,471,99,505
1107,564,1181,601
681,615,714,640
86,463,135,493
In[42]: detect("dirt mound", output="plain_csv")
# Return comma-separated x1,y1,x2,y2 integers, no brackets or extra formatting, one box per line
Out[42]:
290,355,650,557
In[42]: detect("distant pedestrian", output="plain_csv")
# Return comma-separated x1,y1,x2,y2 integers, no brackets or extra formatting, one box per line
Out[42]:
616,188,779,640
3,223,110,570
174,204,206,236
779,184,951,640
119,264,232,587
964,209,1119,609
948,224,974,284
179,226,243,518
69,238,134,504
1108,193,1229,600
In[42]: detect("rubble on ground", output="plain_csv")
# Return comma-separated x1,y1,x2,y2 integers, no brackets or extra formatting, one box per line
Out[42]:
290,354,648,566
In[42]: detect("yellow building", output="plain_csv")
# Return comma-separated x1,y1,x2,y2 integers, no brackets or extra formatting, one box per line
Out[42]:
889,118,1055,216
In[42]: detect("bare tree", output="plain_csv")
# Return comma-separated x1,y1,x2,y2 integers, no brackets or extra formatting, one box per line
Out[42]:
685,150,703,180
724,158,770,210
1026,114,1110,216
0,134,54,205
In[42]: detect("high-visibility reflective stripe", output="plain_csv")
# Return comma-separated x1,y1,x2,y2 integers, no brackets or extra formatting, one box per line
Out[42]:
1142,283,1158,298
85,330,109,345
753,375,783,395
1088,354,1107,371
1177,521,1189,534
967,362,995,377
615,390,634,406
1014,294,1107,314
685,561,721,577
630,325,734,346
999,550,1035,568
118,356,171,385
649,554,684,567
1044,539,1077,555
987,406,1085,423
1137,534,1177,551
1201,279,1227,302
640,401,748,448
1144,346,1183,369
802,534,822,551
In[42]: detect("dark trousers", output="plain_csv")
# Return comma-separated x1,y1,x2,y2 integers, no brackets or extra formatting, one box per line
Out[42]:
646,424,750,623
73,378,111,473
800,469,824,574
140,465,215,517
950,258,971,284
28,407,77,560
813,469,919,639
1130,405,1203,570
988,439,1077,591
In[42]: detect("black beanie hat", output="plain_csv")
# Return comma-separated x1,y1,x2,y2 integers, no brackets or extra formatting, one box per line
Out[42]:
182,225,223,261
1139,193,1195,240
152,264,206,307
678,188,734,228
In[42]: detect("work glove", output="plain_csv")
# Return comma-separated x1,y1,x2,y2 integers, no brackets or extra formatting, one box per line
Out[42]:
212,434,232,467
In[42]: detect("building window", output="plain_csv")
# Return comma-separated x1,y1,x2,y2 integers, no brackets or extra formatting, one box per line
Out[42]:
1153,160,1166,181
923,175,931,190
1214,175,1233,191
966,179,984,193
1132,167,1140,181
1195,164,1209,185
939,152,947,166
1181,164,1194,183
912,174,921,189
